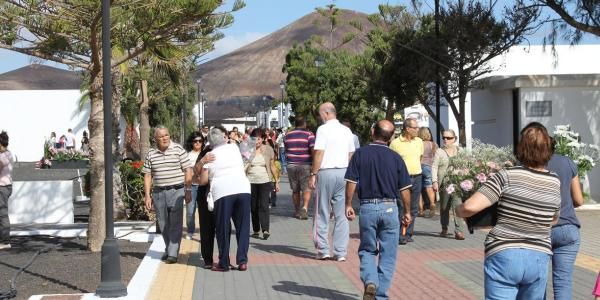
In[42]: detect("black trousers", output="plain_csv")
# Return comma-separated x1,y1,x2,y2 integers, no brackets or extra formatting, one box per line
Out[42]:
251,182,271,233
0,185,11,244
196,185,215,265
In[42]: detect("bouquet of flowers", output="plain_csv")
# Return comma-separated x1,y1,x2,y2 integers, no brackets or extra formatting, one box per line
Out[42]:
553,125,600,177
444,140,516,199
443,140,516,233
238,138,256,165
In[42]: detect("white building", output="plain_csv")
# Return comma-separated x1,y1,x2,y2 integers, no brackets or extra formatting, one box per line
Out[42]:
434,45,600,200
0,65,89,162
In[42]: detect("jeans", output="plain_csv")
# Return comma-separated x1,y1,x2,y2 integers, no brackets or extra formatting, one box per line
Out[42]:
359,202,400,300
485,248,550,300
398,175,421,242
279,147,286,174
550,224,581,300
185,185,198,235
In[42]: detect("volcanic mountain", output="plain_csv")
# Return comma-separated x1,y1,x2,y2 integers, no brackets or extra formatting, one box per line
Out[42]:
195,9,374,121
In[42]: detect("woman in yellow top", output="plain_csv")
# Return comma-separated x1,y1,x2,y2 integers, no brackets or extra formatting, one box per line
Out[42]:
247,128,280,240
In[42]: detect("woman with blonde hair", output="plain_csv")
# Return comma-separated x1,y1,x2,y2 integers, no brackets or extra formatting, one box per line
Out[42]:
417,127,437,218
432,129,465,240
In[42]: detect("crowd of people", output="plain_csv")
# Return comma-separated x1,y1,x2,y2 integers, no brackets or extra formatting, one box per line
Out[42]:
106,101,600,299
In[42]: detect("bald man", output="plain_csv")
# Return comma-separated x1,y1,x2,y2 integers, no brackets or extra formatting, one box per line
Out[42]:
309,102,355,261
344,120,412,299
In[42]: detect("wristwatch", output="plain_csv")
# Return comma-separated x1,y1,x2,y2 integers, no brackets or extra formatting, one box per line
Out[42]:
310,172,318,177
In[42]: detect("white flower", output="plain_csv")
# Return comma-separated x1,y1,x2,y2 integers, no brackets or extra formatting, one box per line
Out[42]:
555,125,570,131
567,141,582,148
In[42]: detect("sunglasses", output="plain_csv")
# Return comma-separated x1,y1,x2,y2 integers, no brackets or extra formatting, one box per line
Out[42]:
193,139,203,143
442,136,455,140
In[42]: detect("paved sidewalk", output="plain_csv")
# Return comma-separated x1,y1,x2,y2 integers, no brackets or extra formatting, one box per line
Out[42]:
149,176,600,300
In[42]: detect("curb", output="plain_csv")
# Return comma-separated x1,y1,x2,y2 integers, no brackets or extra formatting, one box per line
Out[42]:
29,235,164,300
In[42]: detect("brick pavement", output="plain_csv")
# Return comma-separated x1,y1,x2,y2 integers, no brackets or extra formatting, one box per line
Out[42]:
149,176,600,300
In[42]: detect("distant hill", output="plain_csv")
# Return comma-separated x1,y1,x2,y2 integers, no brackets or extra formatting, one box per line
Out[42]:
195,9,374,121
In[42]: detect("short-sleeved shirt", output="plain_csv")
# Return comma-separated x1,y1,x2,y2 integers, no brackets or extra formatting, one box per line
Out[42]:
389,135,424,175
478,166,561,257
142,142,193,187
65,132,76,147
314,119,355,169
547,154,581,228
0,150,14,186
284,128,315,165
203,143,250,200
345,142,412,200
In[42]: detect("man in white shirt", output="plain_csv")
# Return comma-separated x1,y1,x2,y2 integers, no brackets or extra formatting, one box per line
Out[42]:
65,128,77,150
308,102,355,261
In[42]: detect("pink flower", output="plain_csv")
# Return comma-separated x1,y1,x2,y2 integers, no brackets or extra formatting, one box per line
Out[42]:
460,179,474,192
476,173,487,183
486,161,498,170
446,184,456,194
504,160,514,167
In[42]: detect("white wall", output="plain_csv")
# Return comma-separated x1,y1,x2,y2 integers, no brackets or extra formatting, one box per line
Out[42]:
0,90,89,162
9,181,74,224
470,89,514,147
520,87,600,200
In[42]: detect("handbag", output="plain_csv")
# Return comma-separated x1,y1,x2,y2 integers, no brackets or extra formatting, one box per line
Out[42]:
207,187,214,212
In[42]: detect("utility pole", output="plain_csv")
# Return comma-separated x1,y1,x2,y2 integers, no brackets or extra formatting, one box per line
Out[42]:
435,0,441,145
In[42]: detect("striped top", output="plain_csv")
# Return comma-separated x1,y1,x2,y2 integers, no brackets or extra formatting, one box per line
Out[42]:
284,128,315,165
478,166,561,257
142,142,193,187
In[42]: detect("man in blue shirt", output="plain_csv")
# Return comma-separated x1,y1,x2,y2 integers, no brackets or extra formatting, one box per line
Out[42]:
345,120,412,300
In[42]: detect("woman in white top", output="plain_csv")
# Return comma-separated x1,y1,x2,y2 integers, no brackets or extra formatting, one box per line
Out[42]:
198,126,251,272
0,131,14,250
184,132,203,240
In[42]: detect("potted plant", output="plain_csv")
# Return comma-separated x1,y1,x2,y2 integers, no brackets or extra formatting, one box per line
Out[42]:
553,125,600,202
50,149,89,169
443,140,516,233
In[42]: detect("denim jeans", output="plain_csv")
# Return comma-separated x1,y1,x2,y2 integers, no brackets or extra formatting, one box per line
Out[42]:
185,185,198,235
358,202,400,300
550,224,581,300
485,248,550,300
279,147,287,174
398,175,421,242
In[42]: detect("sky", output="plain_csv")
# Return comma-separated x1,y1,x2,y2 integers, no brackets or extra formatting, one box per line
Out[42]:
0,0,598,74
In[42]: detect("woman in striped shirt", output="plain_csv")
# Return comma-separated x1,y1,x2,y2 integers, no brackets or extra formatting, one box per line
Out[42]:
457,124,561,300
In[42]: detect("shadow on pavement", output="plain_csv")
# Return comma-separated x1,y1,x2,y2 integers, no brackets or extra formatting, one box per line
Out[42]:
272,280,359,300
250,242,315,259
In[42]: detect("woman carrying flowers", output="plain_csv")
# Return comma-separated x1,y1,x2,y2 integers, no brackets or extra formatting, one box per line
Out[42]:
432,129,465,240
456,123,561,299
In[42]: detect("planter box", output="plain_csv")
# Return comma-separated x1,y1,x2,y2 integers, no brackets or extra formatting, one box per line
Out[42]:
51,160,89,169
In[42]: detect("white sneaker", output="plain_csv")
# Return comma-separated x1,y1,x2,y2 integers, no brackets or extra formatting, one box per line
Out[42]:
316,253,331,260
336,256,346,262
0,243,11,250
185,233,192,240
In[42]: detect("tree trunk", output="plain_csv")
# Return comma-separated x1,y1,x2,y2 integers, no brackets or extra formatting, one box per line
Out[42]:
458,91,467,147
139,80,151,159
385,97,395,121
124,124,140,160
111,70,127,220
87,72,106,252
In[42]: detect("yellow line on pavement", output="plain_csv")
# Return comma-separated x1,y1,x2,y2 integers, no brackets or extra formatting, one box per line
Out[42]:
147,237,199,300
575,253,600,273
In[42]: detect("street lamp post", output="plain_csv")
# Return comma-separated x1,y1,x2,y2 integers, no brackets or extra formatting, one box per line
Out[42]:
279,80,285,128
314,57,325,103
96,0,127,296
200,88,206,126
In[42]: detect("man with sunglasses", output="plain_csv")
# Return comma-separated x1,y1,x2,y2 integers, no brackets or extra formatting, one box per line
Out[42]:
390,118,424,245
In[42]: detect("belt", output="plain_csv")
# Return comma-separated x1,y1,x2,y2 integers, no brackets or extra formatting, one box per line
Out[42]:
360,198,397,205
153,183,184,191
410,174,422,178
